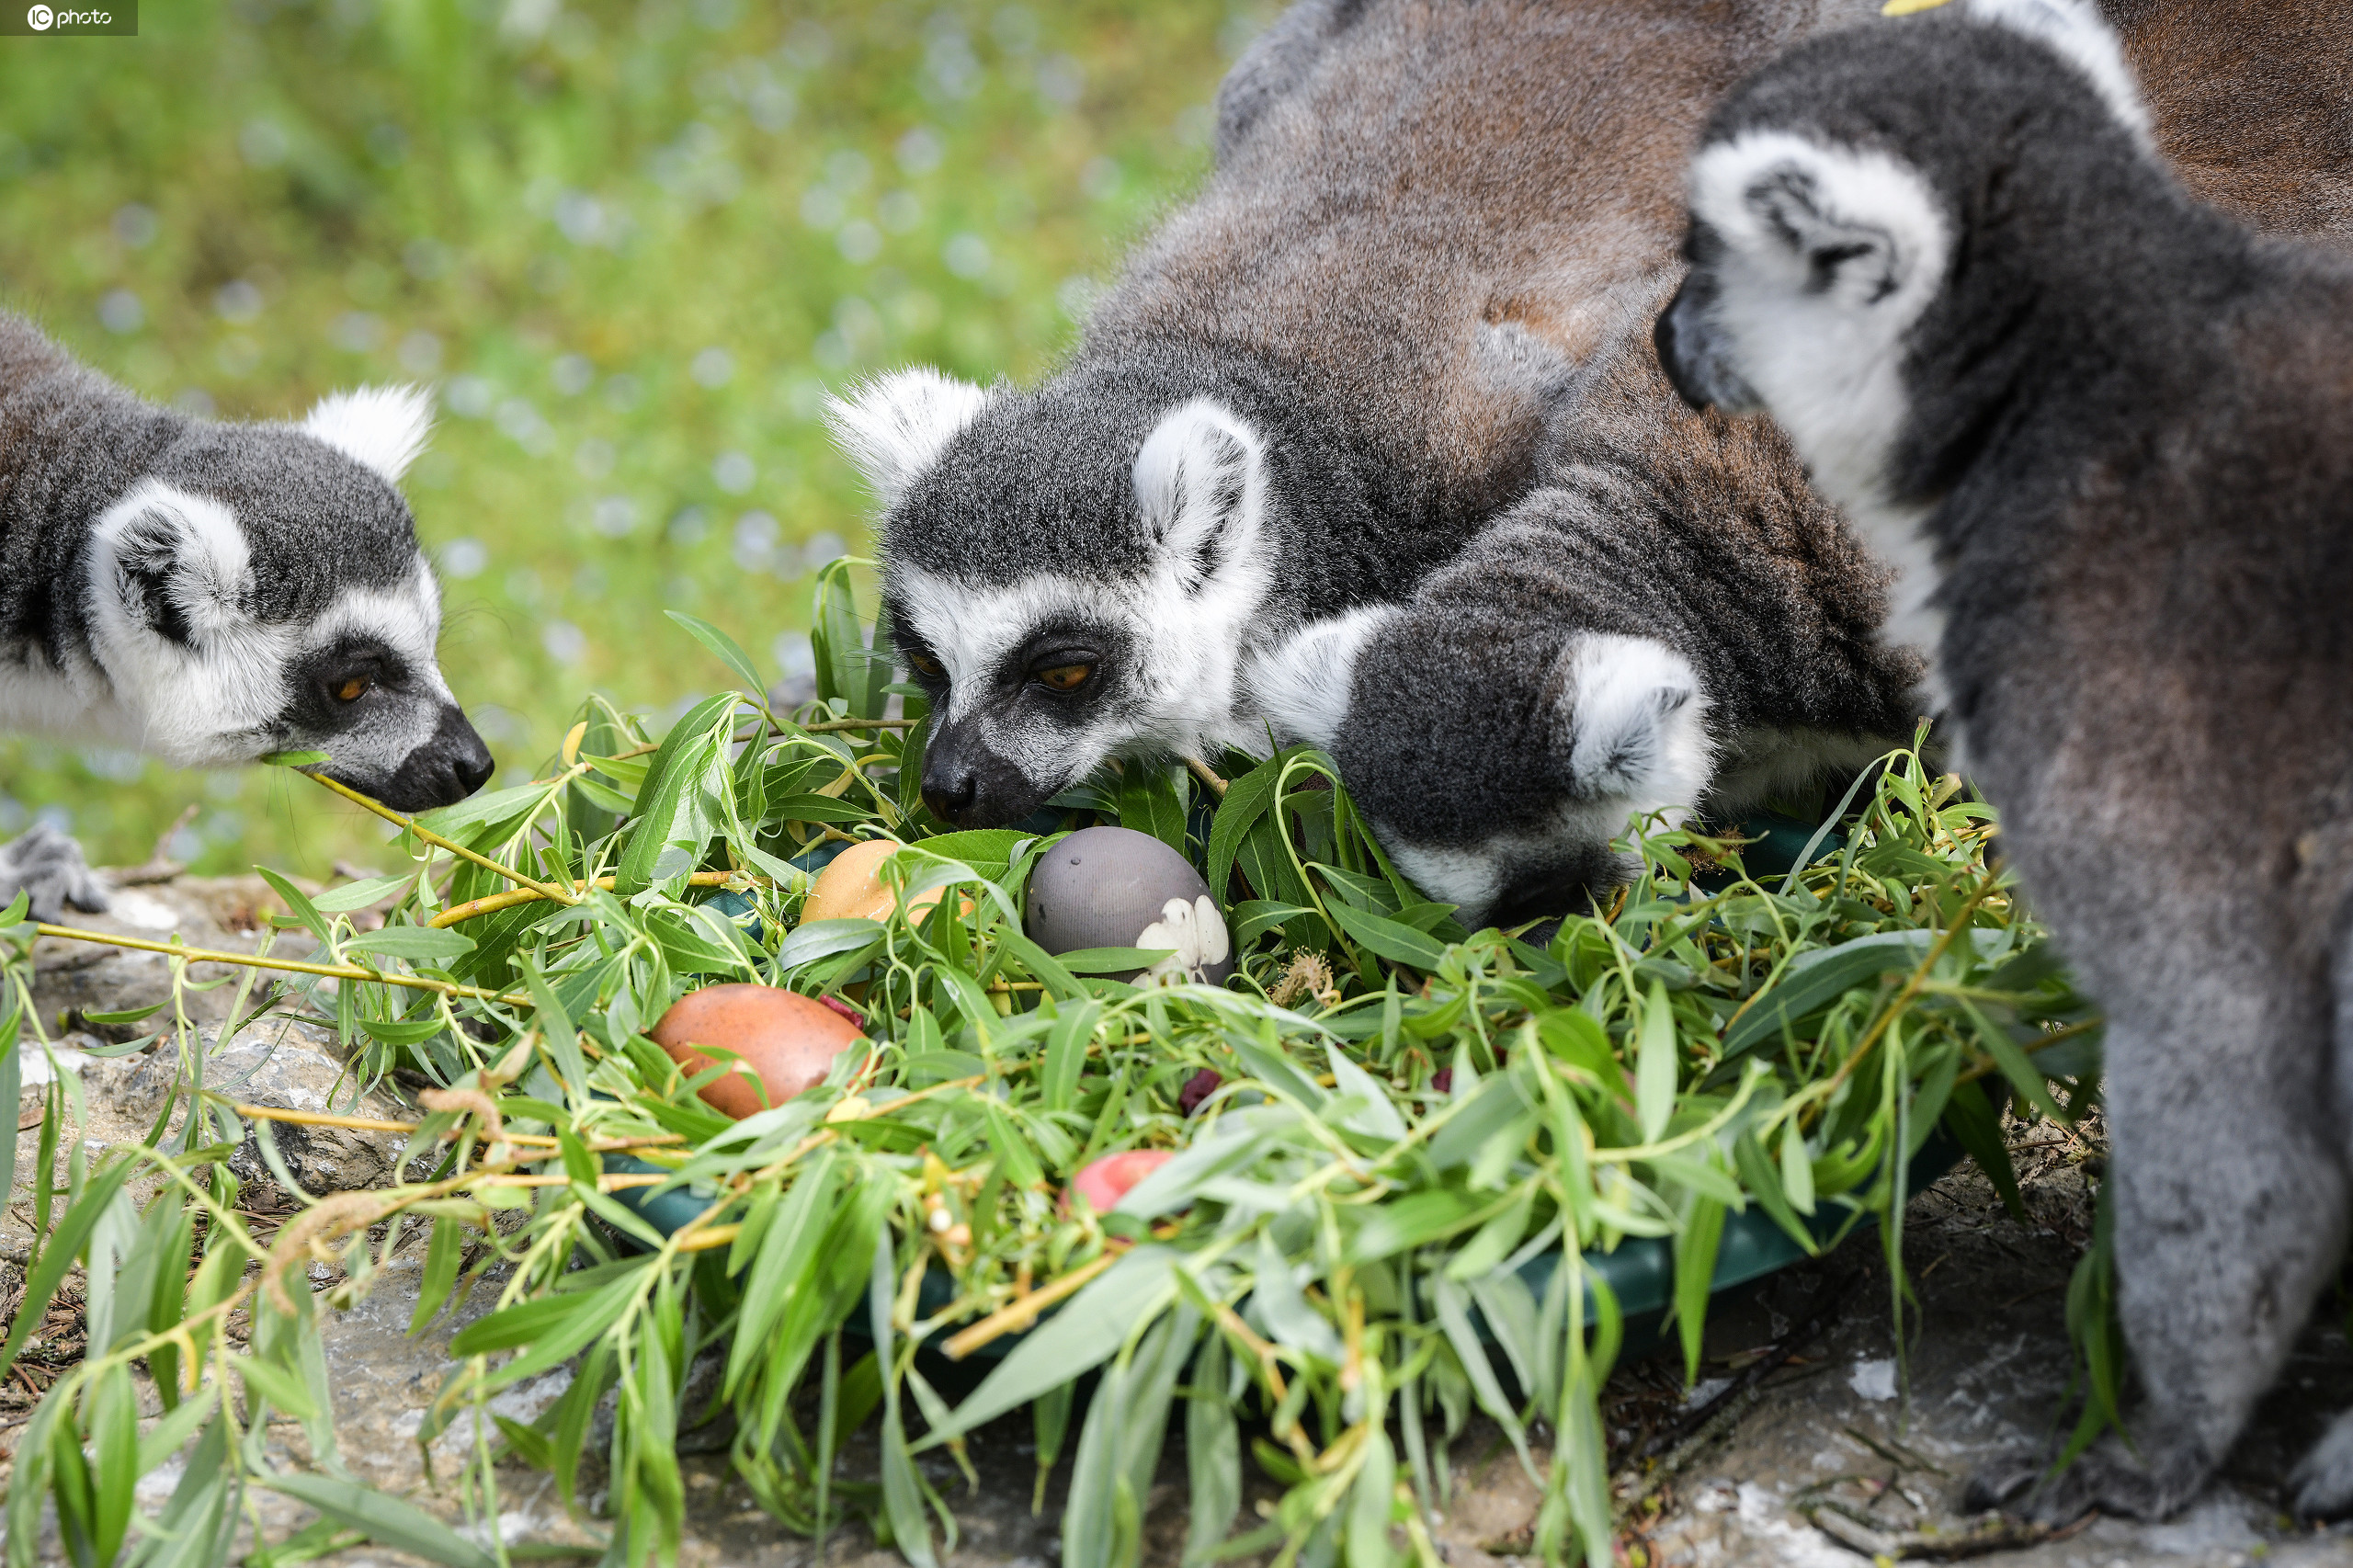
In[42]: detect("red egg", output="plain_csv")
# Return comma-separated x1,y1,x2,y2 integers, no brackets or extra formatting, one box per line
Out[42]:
1067,1148,1175,1215
650,983,864,1120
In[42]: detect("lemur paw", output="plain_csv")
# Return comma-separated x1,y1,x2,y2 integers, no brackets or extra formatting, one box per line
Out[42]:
0,824,111,923
1964,1437,2203,1524
2290,1414,2353,1521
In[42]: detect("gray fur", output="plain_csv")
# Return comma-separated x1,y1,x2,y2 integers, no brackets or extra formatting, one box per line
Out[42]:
844,0,1921,925
1658,0,2353,1519
0,311,491,912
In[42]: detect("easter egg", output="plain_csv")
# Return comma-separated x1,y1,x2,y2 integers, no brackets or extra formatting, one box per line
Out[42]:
1067,1149,1175,1215
650,983,863,1119
1023,826,1233,986
803,837,970,926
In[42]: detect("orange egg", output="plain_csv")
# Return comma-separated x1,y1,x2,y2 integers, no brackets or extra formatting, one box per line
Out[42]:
803,838,971,926
650,983,864,1120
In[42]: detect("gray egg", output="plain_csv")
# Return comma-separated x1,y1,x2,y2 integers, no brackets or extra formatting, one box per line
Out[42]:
1023,825,1234,986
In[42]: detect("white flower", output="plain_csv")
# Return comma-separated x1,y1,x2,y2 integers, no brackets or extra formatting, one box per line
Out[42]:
1136,895,1231,985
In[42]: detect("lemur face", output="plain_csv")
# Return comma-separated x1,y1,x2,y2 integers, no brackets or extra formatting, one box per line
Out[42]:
83,387,493,812
830,371,1277,828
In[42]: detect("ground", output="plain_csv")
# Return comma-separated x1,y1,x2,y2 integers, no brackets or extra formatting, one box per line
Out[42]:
4,877,2350,1567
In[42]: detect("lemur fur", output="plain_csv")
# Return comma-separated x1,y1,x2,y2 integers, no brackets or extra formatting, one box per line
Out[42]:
1657,0,2353,1522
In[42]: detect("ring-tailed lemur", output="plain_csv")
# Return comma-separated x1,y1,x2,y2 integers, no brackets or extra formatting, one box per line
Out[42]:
1657,0,2353,1521
832,0,1926,927
0,310,494,920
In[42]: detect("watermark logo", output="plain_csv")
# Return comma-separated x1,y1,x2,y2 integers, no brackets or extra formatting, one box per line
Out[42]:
5,0,135,32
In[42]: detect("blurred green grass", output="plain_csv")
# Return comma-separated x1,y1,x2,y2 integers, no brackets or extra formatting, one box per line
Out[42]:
0,0,1246,881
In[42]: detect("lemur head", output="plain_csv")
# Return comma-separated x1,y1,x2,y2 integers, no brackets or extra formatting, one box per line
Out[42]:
828,366,1279,827
1653,0,2154,519
85,385,494,811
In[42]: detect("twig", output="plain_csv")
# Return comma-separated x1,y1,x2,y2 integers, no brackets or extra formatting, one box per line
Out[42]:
941,1244,1124,1359
1183,756,1230,799
798,717,920,733
431,869,763,927
302,770,577,905
32,924,531,1006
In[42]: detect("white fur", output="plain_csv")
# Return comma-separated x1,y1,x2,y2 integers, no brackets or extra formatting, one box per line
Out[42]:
302,385,434,484
1244,606,1401,750
1134,398,1267,591
1689,132,1950,524
824,369,995,509
1561,632,1712,804
1961,0,2153,148
1690,132,1954,665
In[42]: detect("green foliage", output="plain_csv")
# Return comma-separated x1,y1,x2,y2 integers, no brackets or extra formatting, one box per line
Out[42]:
0,0,1236,875
0,575,2104,1566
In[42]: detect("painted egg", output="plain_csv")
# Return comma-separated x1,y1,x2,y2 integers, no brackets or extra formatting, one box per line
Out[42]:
1022,826,1233,986
803,837,972,926
1067,1149,1175,1215
650,983,864,1119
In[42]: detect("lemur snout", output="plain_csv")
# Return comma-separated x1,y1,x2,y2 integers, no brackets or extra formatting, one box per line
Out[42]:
920,724,1044,828
358,704,495,812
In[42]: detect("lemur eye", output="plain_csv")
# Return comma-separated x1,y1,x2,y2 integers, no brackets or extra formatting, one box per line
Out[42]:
1035,663,1093,693
333,677,370,703
906,651,944,677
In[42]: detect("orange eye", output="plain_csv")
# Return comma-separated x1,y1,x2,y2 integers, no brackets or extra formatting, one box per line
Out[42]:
1036,663,1092,692
907,651,944,676
334,678,369,702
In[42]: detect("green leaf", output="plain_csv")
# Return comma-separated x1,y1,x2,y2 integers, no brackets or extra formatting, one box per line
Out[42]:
1117,762,1188,855
263,1471,497,1568
927,1246,1180,1444
665,610,768,700
309,874,415,913
1183,1335,1240,1566
260,749,331,767
1672,1196,1728,1385
1206,755,1282,898
340,926,476,964
775,918,887,971
234,1353,318,1418
1779,1119,1816,1215
1044,946,1174,975
0,1151,139,1384
1324,902,1449,971
1637,981,1677,1144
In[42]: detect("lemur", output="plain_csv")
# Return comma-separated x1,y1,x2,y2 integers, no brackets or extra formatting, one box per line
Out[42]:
0,311,494,921
1656,0,2353,1522
832,0,1927,927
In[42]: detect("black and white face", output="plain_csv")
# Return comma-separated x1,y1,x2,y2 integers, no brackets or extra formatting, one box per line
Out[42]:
80,387,493,811
831,370,1280,829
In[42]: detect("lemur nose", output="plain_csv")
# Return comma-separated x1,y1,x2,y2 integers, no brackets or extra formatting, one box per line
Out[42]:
923,766,977,824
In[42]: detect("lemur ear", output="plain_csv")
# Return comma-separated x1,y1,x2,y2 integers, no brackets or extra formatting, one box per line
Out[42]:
90,482,253,649
825,368,995,509
1560,633,1712,804
1961,0,2152,145
1690,134,1948,312
1133,398,1267,593
303,385,434,484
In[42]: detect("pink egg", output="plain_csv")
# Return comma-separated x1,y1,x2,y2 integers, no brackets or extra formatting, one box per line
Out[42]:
1067,1149,1175,1214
